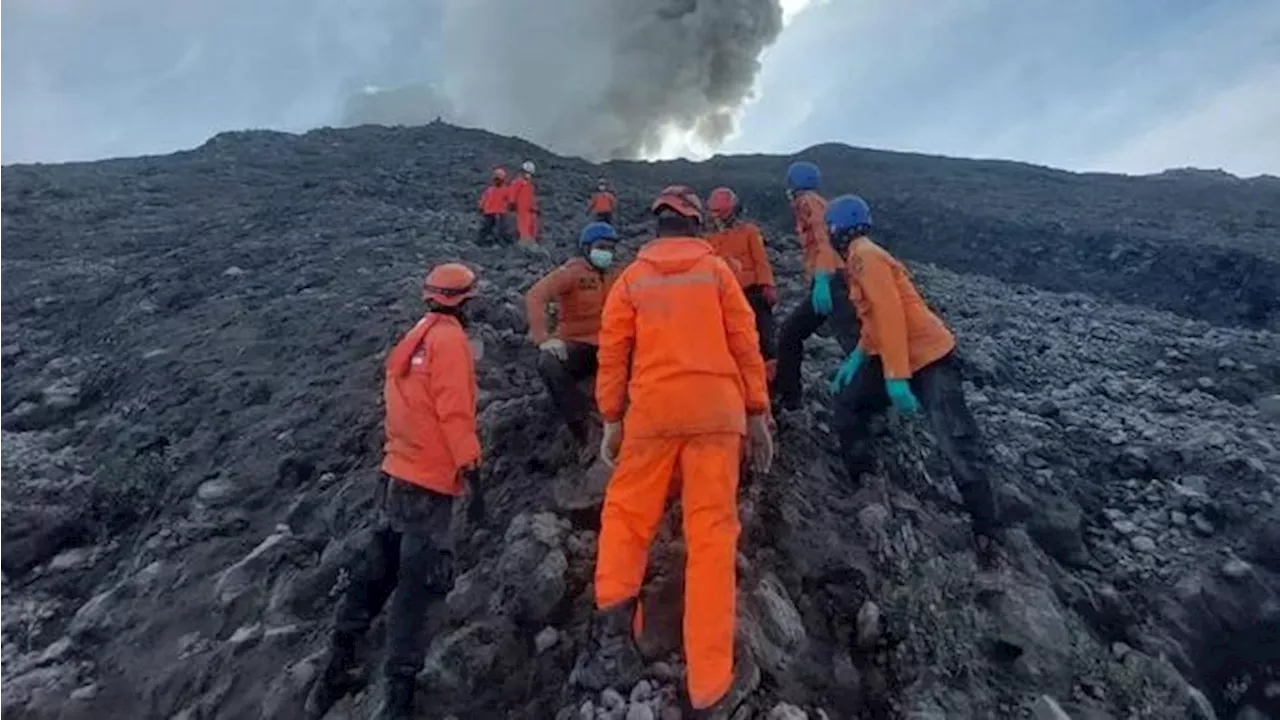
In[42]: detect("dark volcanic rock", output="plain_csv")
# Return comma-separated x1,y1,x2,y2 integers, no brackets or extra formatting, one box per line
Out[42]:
3,123,1279,719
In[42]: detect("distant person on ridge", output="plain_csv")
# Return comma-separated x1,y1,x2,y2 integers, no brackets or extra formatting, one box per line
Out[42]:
775,160,859,413
571,186,774,717
824,194,1002,565
705,186,779,383
477,167,511,245
510,160,540,246
525,221,621,448
587,177,618,224
305,263,484,720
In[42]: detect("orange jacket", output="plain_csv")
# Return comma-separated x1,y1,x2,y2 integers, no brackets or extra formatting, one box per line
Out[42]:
589,191,617,214
845,237,956,380
381,313,481,495
479,184,509,214
510,176,537,214
525,257,619,345
791,191,840,279
705,220,775,289
596,237,770,438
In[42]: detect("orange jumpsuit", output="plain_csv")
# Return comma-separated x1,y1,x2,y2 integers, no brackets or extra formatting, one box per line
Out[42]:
589,191,617,223
594,236,769,710
791,190,841,280
525,257,618,345
704,220,775,290
510,175,538,244
845,237,955,377
381,313,481,495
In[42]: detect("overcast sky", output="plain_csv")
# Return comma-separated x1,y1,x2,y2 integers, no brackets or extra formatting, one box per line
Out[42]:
3,0,1278,176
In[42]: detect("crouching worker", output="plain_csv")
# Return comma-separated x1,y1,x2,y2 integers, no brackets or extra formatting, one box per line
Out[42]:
306,263,483,720
824,195,1002,565
705,186,779,383
571,186,774,717
525,222,620,445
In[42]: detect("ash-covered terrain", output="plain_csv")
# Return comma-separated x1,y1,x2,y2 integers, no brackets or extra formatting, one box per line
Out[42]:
2,123,1279,720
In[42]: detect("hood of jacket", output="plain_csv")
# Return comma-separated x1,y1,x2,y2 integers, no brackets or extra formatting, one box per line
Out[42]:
636,236,714,275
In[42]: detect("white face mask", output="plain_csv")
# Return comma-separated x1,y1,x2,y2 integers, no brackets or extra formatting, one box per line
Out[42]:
588,248,614,270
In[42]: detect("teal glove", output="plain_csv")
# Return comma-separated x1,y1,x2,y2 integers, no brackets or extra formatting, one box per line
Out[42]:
828,348,866,394
885,379,920,415
810,273,834,316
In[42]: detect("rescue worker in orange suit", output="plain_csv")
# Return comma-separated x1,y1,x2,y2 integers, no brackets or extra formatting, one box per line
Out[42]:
571,186,775,717
705,186,778,382
525,221,620,444
824,195,1002,565
587,177,618,225
510,160,540,245
305,263,483,720
477,167,511,245
775,161,859,412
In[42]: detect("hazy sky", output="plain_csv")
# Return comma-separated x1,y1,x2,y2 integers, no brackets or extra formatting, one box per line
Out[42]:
3,0,1278,176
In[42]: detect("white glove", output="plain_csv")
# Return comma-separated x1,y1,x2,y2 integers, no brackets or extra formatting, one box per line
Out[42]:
539,338,568,361
600,421,623,468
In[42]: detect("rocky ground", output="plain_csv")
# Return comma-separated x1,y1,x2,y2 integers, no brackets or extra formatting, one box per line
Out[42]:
2,123,1279,719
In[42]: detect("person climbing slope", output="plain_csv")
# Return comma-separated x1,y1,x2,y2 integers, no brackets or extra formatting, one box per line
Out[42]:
823,194,1002,565
525,221,621,446
477,167,510,245
305,263,484,720
510,160,540,246
587,177,618,224
572,186,774,718
705,186,778,382
775,161,859,412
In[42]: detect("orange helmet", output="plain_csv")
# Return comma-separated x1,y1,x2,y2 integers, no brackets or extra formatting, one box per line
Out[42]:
492,167,507,181
706,187,739,220
651,185,703,223
422,263,478,307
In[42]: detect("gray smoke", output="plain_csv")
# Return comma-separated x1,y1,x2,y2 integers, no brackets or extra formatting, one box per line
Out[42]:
3,0,782,164
433,0,784,160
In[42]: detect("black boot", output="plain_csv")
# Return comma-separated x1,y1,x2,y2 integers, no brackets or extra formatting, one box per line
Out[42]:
304,632,361,719
570,599,645,693
374,675,415,720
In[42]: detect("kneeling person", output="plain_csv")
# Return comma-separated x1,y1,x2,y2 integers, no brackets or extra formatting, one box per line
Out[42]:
525,221,620,443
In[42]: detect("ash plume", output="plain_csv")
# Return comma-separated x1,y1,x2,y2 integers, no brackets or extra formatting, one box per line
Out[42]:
433,0,784,160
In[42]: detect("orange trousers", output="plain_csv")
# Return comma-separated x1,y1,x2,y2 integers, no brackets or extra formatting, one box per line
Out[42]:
516,210,537,243
595,433,741,710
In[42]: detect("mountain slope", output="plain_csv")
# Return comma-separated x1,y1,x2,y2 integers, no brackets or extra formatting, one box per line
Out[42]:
2,123,1279,719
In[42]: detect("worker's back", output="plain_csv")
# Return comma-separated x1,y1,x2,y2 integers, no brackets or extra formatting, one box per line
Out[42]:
598,237,752,438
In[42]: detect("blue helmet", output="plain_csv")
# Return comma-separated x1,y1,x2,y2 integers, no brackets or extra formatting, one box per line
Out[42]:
578,221,618,248
785,161,820,192
825,194,873,237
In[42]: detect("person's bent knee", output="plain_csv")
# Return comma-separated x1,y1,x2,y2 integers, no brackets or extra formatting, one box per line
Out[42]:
536,349,564,379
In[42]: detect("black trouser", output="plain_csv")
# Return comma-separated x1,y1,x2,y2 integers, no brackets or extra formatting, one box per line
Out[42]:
593,211,614,225
775,271,859,409
831,352,999,535
536,341,599,439
743,285,776,361
333,475,455,679
477,213,508,245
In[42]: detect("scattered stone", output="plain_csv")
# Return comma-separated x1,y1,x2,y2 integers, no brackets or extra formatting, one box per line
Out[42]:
1221,558,1252,580
601,688,626,711
1112,520,1138,535
627,704,656,720
1032,695,1072,720
767,703,809,720
223,265,246,276
630,680,653,704
856,600,882,651
1131,536,1157,553
535,626,560,654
